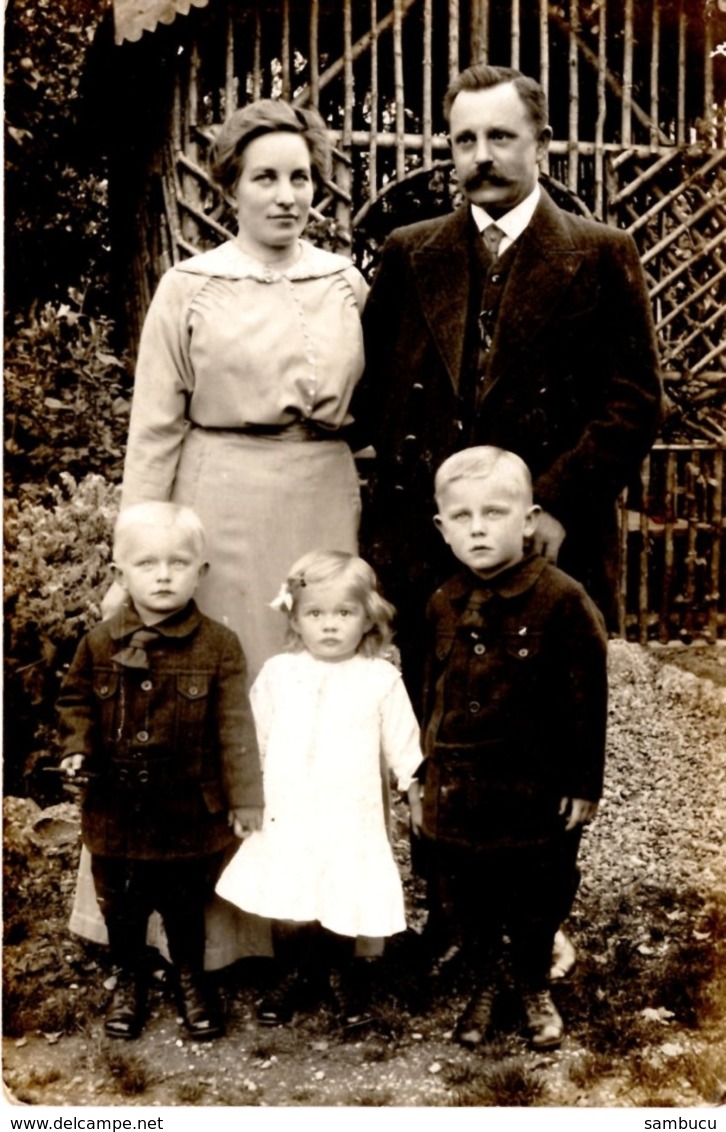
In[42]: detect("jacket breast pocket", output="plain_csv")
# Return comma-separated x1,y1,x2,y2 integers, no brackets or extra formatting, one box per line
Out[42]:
176,672,211,734
93,670,120,739
503,631,542,663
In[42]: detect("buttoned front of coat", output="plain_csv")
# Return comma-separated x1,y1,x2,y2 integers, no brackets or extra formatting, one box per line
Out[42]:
421,556,607,850
57,602,263,860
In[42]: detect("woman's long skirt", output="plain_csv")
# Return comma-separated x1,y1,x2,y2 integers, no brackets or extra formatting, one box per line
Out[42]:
70,429,377,968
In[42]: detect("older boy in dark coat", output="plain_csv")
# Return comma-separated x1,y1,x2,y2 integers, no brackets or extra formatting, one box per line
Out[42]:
57,503,263,1040
418,448,607,1049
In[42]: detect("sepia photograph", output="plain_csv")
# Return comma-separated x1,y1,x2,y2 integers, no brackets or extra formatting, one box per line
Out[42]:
3,0,726,1114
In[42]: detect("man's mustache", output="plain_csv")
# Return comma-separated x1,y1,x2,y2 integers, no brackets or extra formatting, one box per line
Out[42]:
464,165,509,191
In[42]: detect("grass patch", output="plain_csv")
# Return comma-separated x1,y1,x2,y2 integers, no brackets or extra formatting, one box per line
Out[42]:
104,1049,149,1096
447,1056,543,1106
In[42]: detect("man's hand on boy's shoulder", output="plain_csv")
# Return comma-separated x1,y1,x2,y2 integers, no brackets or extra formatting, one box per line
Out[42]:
559,796,598,831
532,510,566,563
230,807,263,839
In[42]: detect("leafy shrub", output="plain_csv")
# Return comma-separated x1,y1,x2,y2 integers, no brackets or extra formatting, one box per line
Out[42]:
3,292,133,496
4,0,109,315
3,472,120,797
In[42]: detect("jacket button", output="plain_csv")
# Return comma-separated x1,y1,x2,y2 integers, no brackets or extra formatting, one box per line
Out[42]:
136,730,149,742
188,685,199,696
99,685,109,695
491,273,501,283
469,701,481,713
141,680,152,691
518,648,529,658
474,643,486,655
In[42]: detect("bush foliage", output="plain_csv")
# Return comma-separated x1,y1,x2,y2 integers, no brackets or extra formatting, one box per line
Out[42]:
3,474,120,796
4,293,133,496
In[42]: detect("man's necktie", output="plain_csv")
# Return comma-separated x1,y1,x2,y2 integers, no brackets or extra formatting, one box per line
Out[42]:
482,223,505,257
112,627,160,669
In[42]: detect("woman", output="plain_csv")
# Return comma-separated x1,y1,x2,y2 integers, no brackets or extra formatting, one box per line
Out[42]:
114,99,367,678
70,99,370,968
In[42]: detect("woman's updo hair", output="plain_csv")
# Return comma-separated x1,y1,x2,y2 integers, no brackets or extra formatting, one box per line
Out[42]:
210,99,332,195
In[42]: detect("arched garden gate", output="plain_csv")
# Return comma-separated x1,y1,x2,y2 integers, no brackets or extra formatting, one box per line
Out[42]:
110,0,726,641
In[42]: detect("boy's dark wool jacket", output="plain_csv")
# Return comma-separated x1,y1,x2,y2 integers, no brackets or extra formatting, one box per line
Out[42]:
421,555,608,850
57,601,263,860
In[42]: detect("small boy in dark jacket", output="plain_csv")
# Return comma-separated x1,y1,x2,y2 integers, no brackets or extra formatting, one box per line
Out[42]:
57,502,263,1041
417,447,607,1049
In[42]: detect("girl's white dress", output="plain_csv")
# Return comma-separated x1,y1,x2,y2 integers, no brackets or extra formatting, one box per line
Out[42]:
216,651,423,939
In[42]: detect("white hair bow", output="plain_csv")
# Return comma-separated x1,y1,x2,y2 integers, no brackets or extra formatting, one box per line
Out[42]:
269,583,293,612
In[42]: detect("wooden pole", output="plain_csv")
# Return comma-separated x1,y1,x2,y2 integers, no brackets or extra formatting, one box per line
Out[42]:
683,454,700,637
511,0,520,70
393,0,405,182
281,0,291,101
252,3,262,100
181,42,201,244
469,0,480,64
338,0,354,232
539,0,550,176
594,0,606,218
225,6,236,117
449,0,459,82
622,0,633,148
650,0,660,149
677,0,686,146
708,449,723,639
309,0,320,107
704,5,714,144
369,0,378,203
423,0,433,168
660,449,676,643
473,0,489,65
638,454,651,645
618,489,629,638
568,0,580,193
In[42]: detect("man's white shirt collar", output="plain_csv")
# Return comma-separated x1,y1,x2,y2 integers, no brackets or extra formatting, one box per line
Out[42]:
471,183,541,255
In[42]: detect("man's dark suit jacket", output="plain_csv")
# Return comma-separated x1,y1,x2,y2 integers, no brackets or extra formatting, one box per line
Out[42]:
357,185,663,654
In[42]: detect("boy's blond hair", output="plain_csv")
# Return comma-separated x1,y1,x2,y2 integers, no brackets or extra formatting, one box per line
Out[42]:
434,446,533,507
113,503,207,563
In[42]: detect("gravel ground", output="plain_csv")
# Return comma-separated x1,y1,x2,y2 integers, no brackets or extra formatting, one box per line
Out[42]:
3,641,725,1108
580,640,726,903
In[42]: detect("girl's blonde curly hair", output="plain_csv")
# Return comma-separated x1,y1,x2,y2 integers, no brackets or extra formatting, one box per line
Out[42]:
273,549,396,658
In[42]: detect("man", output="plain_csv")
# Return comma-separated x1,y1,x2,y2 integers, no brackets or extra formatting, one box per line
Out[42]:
356,64,662,992
358,64,662,686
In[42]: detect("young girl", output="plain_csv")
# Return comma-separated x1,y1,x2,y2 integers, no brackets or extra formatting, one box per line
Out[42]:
215,550,423,1022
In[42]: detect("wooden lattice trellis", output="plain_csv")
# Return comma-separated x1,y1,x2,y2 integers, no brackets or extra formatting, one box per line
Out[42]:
620,445,725,641
607,147,726,445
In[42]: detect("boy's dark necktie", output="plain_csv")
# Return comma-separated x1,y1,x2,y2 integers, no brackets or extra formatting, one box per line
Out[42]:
112,627,159,669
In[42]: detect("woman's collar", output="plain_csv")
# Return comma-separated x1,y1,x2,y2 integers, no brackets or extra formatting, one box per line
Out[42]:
175,238,354,282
